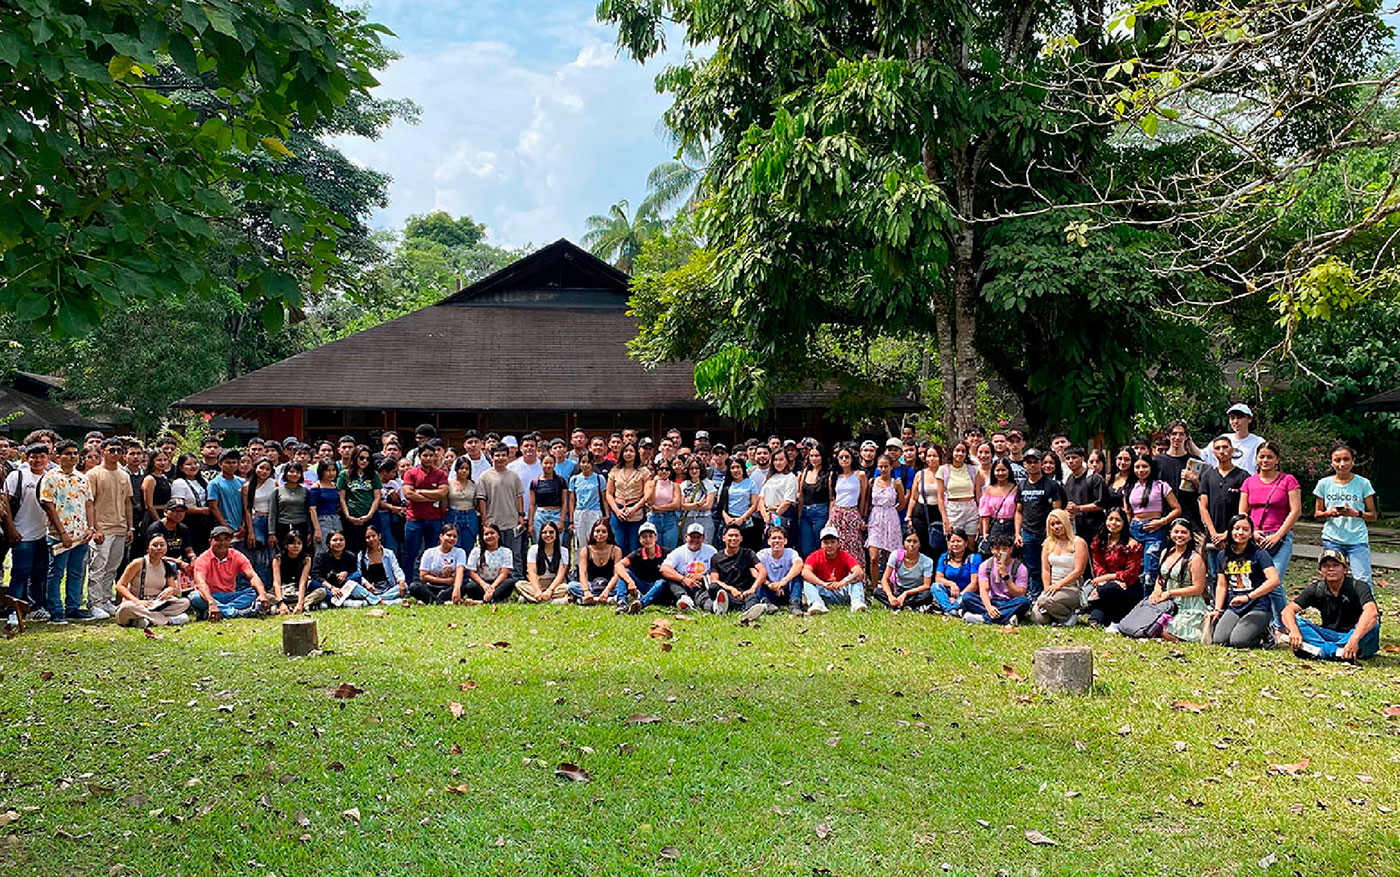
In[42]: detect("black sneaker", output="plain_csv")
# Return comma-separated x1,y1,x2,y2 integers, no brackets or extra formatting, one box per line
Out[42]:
69,609,96,622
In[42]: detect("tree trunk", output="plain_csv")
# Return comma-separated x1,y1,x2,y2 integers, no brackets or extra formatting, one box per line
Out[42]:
926,139,981,439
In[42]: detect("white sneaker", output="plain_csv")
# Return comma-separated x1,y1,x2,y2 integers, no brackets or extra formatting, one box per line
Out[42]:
851,600,869,613
806,603,830,616
132,617,151,630
1105,622,1119,635
98,601,119,617
676,596,695,612
962,612,986,625
29,608,51,623
88,605,111,621
167,613,190,626
5,612,17,630
343,599,366,609
712,591,729,615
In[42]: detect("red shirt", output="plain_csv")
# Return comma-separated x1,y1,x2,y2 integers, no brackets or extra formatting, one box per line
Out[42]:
403,465,448,522
193,548,254,594
804,548,858,584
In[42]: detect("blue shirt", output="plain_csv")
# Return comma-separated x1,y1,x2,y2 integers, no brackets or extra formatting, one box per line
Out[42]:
1314,474,1374,545
569,472,606,512
554,458,577,481
936,552,983,591
207,474,245,532
724,478,756,518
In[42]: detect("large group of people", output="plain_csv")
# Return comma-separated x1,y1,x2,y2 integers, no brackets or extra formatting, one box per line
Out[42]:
0,402,1383,662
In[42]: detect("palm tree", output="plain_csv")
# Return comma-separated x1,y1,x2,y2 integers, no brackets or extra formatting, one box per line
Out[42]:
644,139,710,214
581,198,662,273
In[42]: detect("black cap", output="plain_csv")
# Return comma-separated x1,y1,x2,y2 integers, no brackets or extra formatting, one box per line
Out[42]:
1022,448,1043,460
219,449,241,463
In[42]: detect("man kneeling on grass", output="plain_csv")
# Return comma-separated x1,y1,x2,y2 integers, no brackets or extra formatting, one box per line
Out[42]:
189,526,270,620
801,526,867,615
1281,549,1381,662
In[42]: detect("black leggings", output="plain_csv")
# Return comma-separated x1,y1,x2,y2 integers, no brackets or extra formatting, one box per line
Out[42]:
872,588,933,611
462,577,518,603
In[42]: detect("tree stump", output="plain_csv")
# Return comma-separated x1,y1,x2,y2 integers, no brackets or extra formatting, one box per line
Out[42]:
1033,645,1093,694
282,617,319,656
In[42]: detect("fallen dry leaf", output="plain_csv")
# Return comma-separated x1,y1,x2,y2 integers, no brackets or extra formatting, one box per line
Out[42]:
0,811,19,828
445,783,470,795
40,670,53,681
1001,664,1024,682
331,683,364,699
489,641,510,648
1024,829,1058,846
659,845,680,860
86,784,115,795
658,641,673,652
294,811,311,828
366,608,387,618
1171,700,1211,714
460,681,478,691
555,763,592,783
326,761,345,771
814,822,832,839
1382,705,1400,718
342,807,361,824
976,819,991,828
825,736,841,747
449,743,462,755
1268,758,1311,776
1383,644,1400,654
449,702,464,718
626,714,662,725
495,835,506,847
647,619,674,640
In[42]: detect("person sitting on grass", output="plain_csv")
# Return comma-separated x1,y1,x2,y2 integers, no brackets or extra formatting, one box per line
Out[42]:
661,523,718,612
356,525,408,605
1029,509,1088,625
408,524,468,605
113,533,191,628
312,530,363,608
464,523,519,604
959,532,1029,625
750,524,805,617
1123,518,1210,641
1281,549,1381,662
571,519,622,606
1084,507,1143,629
617,521,670,613
931,529,981,613
270,530,316,614
519,519,570,604
1210,513,1280,648
874,529,935,612
707,523,766,615
800,526,867,615
189,525,270,620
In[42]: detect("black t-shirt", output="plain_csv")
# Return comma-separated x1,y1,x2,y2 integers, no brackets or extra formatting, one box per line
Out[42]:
1153,452,1201,529
1293,576,1375,631
313,549,357,583
1016,476,1064,536
1220,545,1275,614
1062,470,1110,540
711,547,759,590
146,520,191,561
1200,466,1247,535
593,459,615,478
625,546,665,583
531,474,567,508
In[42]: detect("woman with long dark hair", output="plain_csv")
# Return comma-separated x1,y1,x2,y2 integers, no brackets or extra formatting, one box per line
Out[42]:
270,529,314,614
905,443,945,560
1211,513,1279,648
337,444,381,554
678,457,716,545
570,519,622,606
308,460,342,548
445,455,483,553
796,444,831,559
1084,507,1143,627
243,458,277,590
1239,439,1301,631
977,457,1018,557
521,519,570,604
170,453,212,553
605,442,651,555
717,457,761,550
936,441,981,541
827,446,868,560
357,524,408,604
567,451,608,556
864,454,906,587
1126,452,1180,590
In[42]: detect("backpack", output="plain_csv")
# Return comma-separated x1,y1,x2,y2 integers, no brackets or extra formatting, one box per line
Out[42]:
1117,597,1174,639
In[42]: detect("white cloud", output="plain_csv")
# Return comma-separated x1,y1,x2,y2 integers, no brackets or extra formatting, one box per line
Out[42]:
332,10,686,249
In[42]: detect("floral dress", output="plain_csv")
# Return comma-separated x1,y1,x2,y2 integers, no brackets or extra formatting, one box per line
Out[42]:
865,480,902,552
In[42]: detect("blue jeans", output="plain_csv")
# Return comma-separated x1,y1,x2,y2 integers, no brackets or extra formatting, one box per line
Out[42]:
188,588,258,618
1128,519,1167,589
532,507,561,541
1322,540,1371,584
444,508,480,553
45,539,89,618
930,584,959,613
803,580,866,610
610,513,642,556
756,578,800,607
374,510,401,562
1019,527,1044,599
1295,616,1380,660
647,510,681,551
1264,531,1294,628
957,590,1030,623
799,503,829,558
249,513,272,593
569,577,617,604
617,577,667,607
403,519,443,579
7,538,47,607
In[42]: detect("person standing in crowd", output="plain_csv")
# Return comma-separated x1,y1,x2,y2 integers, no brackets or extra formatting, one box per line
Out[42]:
568,452,609,556
189,525,269,619
1282,549,1381,662
606,442,651,555
269,461,312,548
1239,440,1301,630
1211,514,1280,648
1013,449,1063,599
550,438,576,481
864,454,906,587
875,530,936,612
828,446,869,560
801,526,867,614
39,441,97,623
977,457,1017,558
1103,447,1133,512
797,444,832,559
409,524,469,605
308,460,343,546
1029,509,1088,625
8,444,50,622
529,453,568,540
445,456,483,553
198,437,222,481
243,458,277,589
508,435,544,524
1199,434,1248,578
1125,452,1180,590
1061,446,1109,543
336,445,381,553
932,529,981,614
647,461,682,551
891,440,920,494
1086,448,1108,478
520,519,570,604
905,444,946,561
936,441,981,542
146,498,195,580
461,430,491,480
138,449,173,554
857,440,879,479
124,440,147,550
87,437,134,620
960,533,1029,625
973,441,995,489
374,456,405,564
1041,449,1063,482
1312,442,1377,585
1153,421,1204,531
112,533,191,628
170,453,212,553
572,519,622,606
1202,403,1265,475
661,523,719,611
715,457,760,551
206,449,246,550
402,443,451,576
270,530,315,614
1084,507,1143,628
758,446,798,545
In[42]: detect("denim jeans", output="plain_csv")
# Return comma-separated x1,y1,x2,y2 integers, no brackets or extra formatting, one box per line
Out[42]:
1264,531,1294,628
249,513,273,593
1322,539,1371,583
647,510,681,551
188,588,258,618
957,590,1030,623
7,538,47,607
803,580,866,610
1018,527,1044,600
610,513,642,556
444,508,480,553
930,584,959,613
532,507,561,541
1128,519,1167,590
1295,616,1380,660
569,577,617,604
374,509,401,562
45,539,90,618
798,503,829,558
616,577,668,607
403,519,444,579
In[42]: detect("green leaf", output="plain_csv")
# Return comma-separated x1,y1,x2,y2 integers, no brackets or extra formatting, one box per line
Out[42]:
1140,113,1159,137
260,136,296,159
16,294,50,321
260,299,285,334
204,6,238,39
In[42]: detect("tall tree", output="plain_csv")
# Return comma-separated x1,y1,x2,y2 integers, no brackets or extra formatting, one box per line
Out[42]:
582,198,662,272
599,0,1398,439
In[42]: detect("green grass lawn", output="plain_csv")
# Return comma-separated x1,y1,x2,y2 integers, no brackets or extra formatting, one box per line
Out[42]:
3,570,1399,875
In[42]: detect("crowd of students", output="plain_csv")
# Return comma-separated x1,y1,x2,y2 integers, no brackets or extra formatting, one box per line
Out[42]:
0,402,1382,662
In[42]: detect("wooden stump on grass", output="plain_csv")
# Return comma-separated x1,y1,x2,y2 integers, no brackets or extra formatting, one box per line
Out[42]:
282,617,319,656
1033,645,1093,694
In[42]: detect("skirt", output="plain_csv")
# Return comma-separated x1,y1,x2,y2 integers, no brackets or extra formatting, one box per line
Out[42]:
829,505,865,559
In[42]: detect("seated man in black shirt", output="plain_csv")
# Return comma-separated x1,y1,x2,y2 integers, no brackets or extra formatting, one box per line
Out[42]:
707,524,766,614
146,498,195,580
618,522,670,610
1281,549,1381,662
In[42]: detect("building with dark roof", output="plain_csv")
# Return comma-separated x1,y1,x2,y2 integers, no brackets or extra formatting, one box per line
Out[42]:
0,371,111,436
178,240,912,445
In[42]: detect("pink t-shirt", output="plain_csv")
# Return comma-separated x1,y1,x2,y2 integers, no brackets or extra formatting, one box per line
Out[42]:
1125,480,1171,515
1241,472,1299,533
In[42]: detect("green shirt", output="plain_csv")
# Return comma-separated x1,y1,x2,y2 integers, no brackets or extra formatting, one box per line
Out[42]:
335,469,382,519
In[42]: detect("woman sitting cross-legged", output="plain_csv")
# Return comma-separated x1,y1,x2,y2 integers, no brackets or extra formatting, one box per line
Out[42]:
464,523,520,604
1210,514,1280,648
312,530,364,608
356,525,408,605
958,532,1030,625
270,530,315,614
1084,507,1143,628
113,533,192,628
408,524,468,605
570,519,623,606
519,519,570,604
874,530,936,612
931,529,981,613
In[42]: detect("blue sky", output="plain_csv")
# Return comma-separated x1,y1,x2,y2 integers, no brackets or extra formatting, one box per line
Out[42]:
331,1,686,249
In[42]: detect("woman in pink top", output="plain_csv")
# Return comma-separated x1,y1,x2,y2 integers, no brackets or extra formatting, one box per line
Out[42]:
1238,440,1301,630
1125,453,1180,589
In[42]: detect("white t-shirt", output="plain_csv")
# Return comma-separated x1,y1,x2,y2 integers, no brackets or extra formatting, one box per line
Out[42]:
759,472,799,512
507,458,544,517
420,546,467,578
1200,432,1264,476
526,544,570,573
663,543,718,578
759,547,800,584
467,545,514,580
6,467,47,541
467,455,492,481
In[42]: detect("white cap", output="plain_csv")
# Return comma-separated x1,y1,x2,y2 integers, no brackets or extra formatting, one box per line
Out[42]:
638,522,657,535
819,526,840,540
1226,403,1253,418
885,437,903,449
685,523,705,536
502,435,519,447
860,440,877,450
